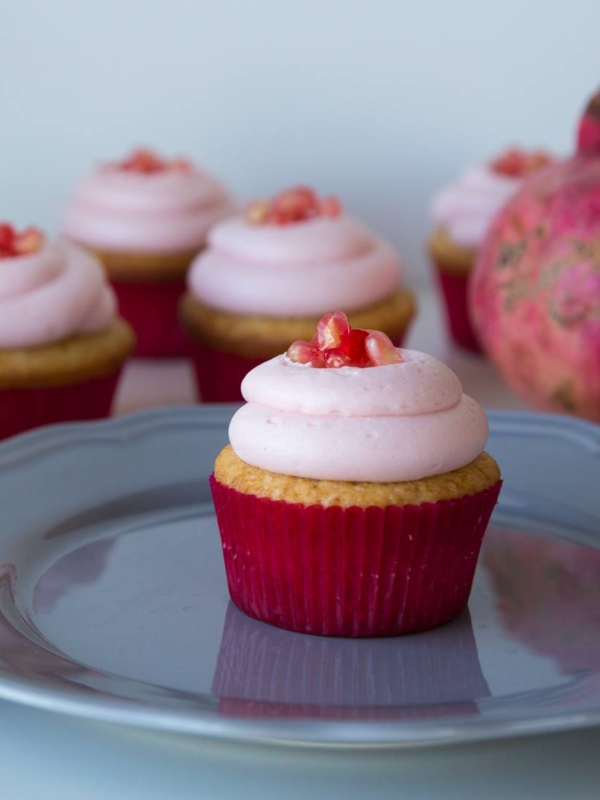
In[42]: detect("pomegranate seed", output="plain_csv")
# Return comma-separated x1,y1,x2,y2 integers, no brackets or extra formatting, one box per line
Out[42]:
523,151,553,174
286,340,324,366
13,227,45,255
323,348,352,368
0,224,44,259
170,157,193,172
320,196,342,218
246,200,270,225
0,223,16,254
339,328,371,366
316,311,350,350
365,331,403,365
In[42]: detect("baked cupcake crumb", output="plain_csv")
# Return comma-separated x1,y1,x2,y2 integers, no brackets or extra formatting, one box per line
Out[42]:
0,319,135,388
181,288,416,358
214,445,501,508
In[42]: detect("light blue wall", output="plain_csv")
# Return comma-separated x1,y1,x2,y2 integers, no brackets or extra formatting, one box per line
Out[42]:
2,0,598,285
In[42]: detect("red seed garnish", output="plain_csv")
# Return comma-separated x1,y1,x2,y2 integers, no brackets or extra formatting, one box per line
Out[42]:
339,328,371,367
286,311,402,369
246,199,270,225
365,330,403,365
114,148,193,175
319,196,343,218
286,340,324,367
169,157,193,173
316,310,350,350
0,224,45,259
490,148,554,178
322,348,353,368
0,224,16,254
246,186,343,226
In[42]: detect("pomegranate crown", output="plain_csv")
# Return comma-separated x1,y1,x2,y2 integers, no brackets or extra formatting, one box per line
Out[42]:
286,311,403,369
246,186,342,226
0,224,45,259
577,88,600,155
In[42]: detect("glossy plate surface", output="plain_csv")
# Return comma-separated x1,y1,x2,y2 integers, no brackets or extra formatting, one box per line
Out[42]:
0,407,598,747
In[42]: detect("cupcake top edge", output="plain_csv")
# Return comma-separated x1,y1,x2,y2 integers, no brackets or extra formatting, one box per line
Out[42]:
0,227,116,349
431,147,557,248
228,312,489,483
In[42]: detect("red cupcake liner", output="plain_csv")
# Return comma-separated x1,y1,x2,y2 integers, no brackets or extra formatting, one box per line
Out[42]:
212,603,489,719
434,268,482,354
0,370,122,441
189,344,265,403
210,477,502,637
190,333,407,404
111,279,189,359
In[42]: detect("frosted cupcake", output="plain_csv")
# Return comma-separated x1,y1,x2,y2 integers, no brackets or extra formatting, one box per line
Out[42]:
0,223,134,439
428,148,555,352
182,187,416,401
62,148,236,358
211,311,501,637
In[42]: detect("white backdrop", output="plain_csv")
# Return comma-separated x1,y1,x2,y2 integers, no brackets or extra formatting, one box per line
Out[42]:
2,0,599,287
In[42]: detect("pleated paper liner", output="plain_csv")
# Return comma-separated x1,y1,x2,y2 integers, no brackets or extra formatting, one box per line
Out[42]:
212,602,490,720
433,265,482,354
111,279,189,359
190,333,409,404
0,370,122,440
210,477,502,637
189,344,266,403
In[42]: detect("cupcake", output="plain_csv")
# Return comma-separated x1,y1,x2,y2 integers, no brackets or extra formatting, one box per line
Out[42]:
0,223,134,439
181,186,416,402
62,148,236,359
210,311,501,637
428,148,555,353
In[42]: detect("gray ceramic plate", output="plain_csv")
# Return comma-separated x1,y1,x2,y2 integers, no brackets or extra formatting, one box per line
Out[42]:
0,407,598,747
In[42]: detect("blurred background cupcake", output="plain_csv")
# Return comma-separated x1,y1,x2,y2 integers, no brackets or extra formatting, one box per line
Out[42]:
181,186,417,402
62,148,236,359
0,223,134,439
428,147,556,353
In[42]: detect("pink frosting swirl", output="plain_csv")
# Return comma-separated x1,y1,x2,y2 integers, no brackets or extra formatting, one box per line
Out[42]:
431,164,523,247
187,214,403,316
0,241,116,348
62,166,236,253
229,350,489,482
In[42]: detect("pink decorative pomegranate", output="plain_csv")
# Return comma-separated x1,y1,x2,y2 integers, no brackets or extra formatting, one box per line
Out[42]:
470,89,600,421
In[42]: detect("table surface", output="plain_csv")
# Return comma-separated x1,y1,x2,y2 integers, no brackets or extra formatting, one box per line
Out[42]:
3,290,600,800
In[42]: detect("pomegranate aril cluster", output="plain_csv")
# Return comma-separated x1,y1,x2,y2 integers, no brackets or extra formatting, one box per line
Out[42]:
287,311,403,369
246,186,342,226
0,224,45,259
490,148,554,178
114,148,192,175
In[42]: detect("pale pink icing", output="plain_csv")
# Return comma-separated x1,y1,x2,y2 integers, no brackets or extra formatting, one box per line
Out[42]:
431,164,522,247
62,166,237,253
229,350,489,482
0,241,116,349
187,215,403,316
